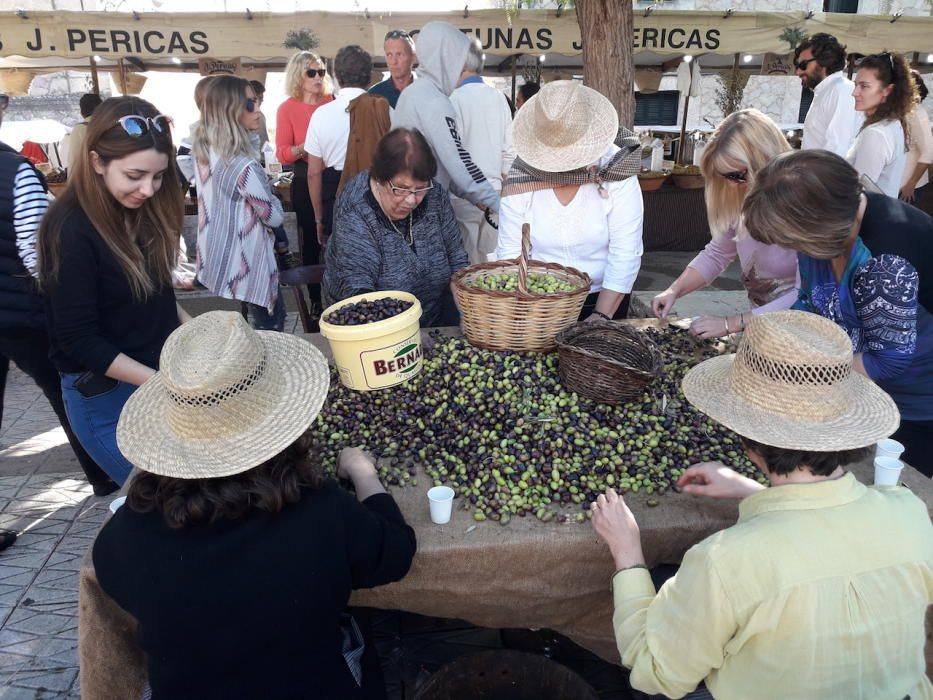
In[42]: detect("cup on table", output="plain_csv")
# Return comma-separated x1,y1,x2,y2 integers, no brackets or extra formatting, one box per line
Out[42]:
875,438,905,461
109,496,126,514
427,486,455,524
873,456,904,487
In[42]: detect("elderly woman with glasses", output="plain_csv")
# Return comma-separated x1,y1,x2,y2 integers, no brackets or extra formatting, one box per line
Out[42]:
652,109,799,339
323,128,468,326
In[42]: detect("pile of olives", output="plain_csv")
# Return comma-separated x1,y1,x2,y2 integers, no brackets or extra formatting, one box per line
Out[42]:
469,272,581,295
324,297,413,326
310,326,764,524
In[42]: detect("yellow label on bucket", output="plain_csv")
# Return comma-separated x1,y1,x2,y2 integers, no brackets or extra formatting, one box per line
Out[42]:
358,332,423,389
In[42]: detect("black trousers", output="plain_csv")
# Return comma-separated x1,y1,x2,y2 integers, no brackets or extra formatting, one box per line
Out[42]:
892,418,933,478
0,327,112,486
290,161,322,306
578,291,631,321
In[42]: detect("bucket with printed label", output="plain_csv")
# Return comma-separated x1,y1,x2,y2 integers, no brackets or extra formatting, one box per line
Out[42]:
319,291,423,391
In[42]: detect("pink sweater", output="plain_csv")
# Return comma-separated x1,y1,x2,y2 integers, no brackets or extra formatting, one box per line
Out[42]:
688,228,798,313
274,96,334,165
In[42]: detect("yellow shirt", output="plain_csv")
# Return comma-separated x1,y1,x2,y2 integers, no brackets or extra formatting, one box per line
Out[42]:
612,473,933,700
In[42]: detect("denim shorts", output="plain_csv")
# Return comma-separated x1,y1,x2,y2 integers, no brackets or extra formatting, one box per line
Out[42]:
60,373,137,485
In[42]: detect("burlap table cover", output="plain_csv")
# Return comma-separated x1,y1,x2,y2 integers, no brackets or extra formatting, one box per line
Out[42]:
78,329,933,698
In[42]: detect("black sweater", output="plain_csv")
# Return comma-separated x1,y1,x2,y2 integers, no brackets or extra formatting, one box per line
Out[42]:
44,206,178,375
92,481,417,700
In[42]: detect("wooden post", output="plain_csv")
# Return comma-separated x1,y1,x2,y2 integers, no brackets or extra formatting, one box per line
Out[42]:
677,93,690,165
89,58,100,95
118,58,128,95
510,55,518,108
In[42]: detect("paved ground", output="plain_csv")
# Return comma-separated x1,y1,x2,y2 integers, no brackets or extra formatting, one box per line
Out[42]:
0,252,744,699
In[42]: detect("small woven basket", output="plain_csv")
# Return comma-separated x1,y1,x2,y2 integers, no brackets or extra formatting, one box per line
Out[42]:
452,224,591,352
556,321,664,404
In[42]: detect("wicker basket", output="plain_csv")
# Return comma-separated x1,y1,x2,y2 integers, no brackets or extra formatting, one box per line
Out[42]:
452,224,591,352
556,321,663,404
638,174,668,192
671,173,705,190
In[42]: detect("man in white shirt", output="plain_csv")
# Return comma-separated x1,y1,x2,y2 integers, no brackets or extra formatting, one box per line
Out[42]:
450,40,516,263
305,45,371,246
795,33,862,157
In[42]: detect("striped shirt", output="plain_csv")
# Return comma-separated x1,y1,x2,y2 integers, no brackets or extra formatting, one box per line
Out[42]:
12,162,48,278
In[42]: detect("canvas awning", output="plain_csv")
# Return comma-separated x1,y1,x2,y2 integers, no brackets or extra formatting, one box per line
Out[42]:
0,8,930,63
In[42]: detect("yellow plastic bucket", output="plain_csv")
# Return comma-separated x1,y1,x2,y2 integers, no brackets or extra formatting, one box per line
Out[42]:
319,291,424,391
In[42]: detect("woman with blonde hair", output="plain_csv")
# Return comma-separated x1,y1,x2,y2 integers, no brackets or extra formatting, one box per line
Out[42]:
275,52,334,304
38,96,188,485
652,109,798,338
194,75,286,330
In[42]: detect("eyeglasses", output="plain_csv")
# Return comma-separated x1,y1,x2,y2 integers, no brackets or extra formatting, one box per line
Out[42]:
721,170,748,183
795,57,817,71
245,98,258,113
387,180,433,198
115,114,173,138
305,68,327,78
0,95,8,111
384,30,412,41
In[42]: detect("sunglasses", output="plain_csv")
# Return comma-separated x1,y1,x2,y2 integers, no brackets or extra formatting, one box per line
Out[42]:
245,98,258,113
305,68,327,78
387,180,433,198
115,114,173,138
384,30,411,41
721,170,748,183
795,57,817,71
0,95,8,111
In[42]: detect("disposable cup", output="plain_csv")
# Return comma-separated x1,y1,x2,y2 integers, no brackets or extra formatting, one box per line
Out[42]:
873,457,904,487
109,496,126,514
427,486,455,525
875,438,905,460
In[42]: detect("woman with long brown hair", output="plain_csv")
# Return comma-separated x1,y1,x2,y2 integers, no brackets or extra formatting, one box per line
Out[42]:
38,96,188,485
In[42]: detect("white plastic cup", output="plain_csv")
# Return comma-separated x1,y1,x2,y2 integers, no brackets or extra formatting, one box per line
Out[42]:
109,496,127,514
874,457,904,487
427,486,455,525
875,438,905,461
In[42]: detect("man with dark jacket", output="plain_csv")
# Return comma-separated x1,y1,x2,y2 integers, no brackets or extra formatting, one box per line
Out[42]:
0,95,116,554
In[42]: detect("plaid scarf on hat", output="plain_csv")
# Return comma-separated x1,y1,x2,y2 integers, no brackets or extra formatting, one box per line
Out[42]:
501,126,642,198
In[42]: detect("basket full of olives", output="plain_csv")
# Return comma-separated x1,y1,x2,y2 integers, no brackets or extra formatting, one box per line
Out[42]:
452,224,591,353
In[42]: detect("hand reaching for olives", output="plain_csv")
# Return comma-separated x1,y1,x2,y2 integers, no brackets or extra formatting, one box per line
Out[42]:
676,462,766,499
591,488,646,570
337,447,377,481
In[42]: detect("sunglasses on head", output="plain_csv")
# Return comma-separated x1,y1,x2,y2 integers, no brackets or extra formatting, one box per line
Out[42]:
305,68,327,78
722,170,748,183
385,30,411,41
0,95,8,110
115,114,173,138
795,57,817,71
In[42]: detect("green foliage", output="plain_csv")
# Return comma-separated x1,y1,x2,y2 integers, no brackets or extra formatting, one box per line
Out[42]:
283,28,320,52
715,66,748,117
778,26,807,51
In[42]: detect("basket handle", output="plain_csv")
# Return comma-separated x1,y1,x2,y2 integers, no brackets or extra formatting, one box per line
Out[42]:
518,223,531,294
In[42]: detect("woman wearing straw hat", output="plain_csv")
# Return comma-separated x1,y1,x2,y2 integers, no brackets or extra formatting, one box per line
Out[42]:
651,109,798,339
591,311,933,700
92,311,416,699
497,80,644,321
743,149,933,477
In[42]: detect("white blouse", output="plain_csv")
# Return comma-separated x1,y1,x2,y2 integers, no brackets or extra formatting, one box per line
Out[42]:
496,146,645,294
846,119,907,198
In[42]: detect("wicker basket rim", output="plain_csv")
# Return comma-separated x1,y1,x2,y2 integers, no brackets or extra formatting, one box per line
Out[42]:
556,322,663,377
452,259,592,301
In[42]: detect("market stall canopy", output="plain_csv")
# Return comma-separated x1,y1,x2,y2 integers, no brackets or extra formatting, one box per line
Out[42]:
0,9,931,63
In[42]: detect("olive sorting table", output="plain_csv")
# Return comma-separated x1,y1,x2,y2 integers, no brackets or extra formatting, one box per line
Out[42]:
78,330,933,698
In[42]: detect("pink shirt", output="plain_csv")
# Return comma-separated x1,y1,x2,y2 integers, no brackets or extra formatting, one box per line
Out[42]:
274,96,334,165
688,228,798,313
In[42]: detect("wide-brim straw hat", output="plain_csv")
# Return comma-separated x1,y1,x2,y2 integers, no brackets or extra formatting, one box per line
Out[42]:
682,311,899,451
117,311,330,479
512,80,619,172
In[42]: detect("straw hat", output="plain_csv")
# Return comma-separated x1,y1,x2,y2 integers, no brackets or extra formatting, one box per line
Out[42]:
116,311,330,479
682,311,899,451
512,80,619,173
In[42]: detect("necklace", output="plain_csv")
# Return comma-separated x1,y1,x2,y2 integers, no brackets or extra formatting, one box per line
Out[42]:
387,212,414,247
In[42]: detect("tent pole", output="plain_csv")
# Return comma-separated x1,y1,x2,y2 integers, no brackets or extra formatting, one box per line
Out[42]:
511,54,518,107
89,58,100,95
677,92,690,166
118,58,128,95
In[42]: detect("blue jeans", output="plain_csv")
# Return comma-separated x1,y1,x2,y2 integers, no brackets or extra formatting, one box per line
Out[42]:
60,373,137,485
248,290,286,332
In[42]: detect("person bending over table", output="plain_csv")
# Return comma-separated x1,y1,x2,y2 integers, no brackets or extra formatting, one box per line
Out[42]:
92,311,416,700
497,80,644,321
323,128,468,327
743,149,933,477
652,110,798,339
592,310,933,700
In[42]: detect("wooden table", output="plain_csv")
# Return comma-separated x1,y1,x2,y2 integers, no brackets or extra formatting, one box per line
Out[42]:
77,332,933,698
